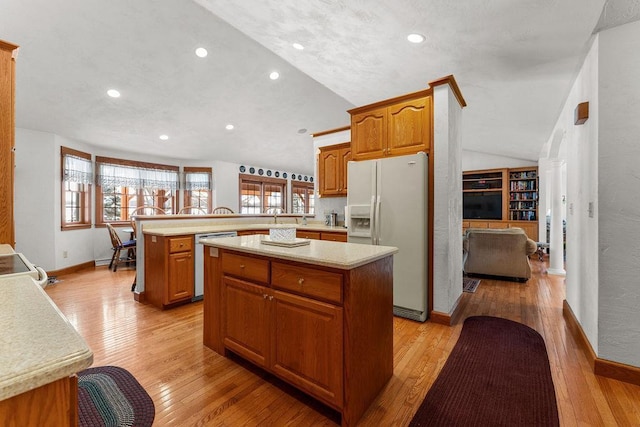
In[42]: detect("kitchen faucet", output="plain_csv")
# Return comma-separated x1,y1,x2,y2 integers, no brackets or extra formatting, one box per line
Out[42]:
265,207,283,224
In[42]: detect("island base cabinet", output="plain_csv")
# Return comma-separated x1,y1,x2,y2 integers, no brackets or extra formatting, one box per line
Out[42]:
271,291,343,409
144,234,194,309
222,276,270,368
205,248,394,427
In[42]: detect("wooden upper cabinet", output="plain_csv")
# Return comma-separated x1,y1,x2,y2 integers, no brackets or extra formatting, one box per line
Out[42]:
350,91,432,161
318,142,351,197
351,107,386,160
0,41,18,247
387,97,431,157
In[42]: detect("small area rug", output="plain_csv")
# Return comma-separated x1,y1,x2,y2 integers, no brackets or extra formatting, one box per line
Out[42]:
409,316,559,426
78,366,155,427
463,277,480,293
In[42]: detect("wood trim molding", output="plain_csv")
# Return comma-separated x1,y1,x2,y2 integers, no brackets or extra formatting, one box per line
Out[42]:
47,260,96,278
428,75,467,108
134,292,145,303
0,40,19,52
61,146,91,160
183,166,212,173
95,156,179,171
347,89,432,115
429,292,469,326
311,125,350,138
563,299,640,386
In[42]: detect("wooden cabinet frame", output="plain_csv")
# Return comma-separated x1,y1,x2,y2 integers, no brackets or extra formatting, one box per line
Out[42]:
318,142,351,197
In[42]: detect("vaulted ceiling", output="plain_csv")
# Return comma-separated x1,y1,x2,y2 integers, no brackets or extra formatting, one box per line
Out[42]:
2,0,639,174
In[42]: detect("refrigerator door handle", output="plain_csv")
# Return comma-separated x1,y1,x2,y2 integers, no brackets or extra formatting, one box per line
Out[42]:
370,195,376,245
375,195,382,245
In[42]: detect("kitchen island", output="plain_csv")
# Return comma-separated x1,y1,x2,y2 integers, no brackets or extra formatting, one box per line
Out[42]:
200,234,397,427
0,275,93,425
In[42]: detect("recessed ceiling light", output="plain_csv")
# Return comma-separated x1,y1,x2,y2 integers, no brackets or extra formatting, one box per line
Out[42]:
225,124,234,130
195,47,208,58
269,71,280,80
107,89,121,98
297,128,307,134
407,33,425,43
292,43,304,50
159,134,169,140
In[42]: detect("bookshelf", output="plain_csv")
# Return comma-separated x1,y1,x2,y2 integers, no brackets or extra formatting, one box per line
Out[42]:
462,167,539,240
508,167,538,221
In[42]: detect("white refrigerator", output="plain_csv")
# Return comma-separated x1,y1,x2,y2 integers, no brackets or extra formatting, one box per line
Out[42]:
346,152,428,322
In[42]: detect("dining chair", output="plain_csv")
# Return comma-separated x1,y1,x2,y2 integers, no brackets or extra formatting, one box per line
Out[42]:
130,206,166,236
106,223,136,272
178,205,208,214
212,206,234,214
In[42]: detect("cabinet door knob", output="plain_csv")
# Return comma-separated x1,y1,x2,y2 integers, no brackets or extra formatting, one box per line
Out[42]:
268,295,274,301
263,294,268,299
239,264,245,269
298,278,304,285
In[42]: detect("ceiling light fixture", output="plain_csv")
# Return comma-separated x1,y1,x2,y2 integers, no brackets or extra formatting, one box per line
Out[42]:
159,134,169,140
297,128,307,134
107,89,121,98
225,124,234,130
269,71,280,80
292,43,304,50
195,47,208,58
407,33,426,43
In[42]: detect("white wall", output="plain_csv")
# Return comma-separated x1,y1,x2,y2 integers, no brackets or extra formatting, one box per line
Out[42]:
597,21,640,367
462,150,537,171
432,85,463,314
14,129,56,269
544,35,600,355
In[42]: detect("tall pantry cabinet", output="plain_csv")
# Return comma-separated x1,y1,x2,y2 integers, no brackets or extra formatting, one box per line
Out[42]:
0,40,18,247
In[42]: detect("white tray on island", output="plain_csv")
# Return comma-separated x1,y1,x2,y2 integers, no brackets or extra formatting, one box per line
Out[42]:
260,237,311,247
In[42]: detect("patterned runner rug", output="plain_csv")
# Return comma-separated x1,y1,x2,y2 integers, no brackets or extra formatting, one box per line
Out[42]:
409,316,559,426
78,366,155,427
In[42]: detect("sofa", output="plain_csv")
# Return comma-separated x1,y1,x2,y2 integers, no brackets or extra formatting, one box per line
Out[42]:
463,227,537,281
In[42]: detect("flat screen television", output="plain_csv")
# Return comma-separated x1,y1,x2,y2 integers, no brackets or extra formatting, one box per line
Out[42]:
463,192,502,220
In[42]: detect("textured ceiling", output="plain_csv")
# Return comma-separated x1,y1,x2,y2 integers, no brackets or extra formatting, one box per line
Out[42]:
2,0,637,174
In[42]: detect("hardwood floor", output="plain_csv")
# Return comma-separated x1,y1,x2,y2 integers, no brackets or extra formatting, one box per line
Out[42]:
44,260,640,426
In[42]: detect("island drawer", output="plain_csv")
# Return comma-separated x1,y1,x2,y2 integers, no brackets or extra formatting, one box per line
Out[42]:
222,252,270,284
169,236,193,253
271,262,342,304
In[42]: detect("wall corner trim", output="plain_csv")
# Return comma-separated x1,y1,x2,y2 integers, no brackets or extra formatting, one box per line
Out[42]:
563,299,640,386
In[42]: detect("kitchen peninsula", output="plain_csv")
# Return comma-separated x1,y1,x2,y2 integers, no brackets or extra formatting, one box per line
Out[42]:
200,234,397,427
0,275,93,425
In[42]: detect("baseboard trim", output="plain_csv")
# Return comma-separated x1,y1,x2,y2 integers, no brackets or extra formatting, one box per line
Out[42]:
134,292,145,303
429,292,469,326
47,261,96,278
563,299,640,386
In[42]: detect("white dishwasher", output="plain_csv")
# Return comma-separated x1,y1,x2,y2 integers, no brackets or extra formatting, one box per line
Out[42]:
193,231,237,301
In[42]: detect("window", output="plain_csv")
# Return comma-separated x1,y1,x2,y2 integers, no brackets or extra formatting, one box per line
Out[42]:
95,156,178,225
239,174,286,214
292,182,315,214
183,167,212,213
61,147,92,229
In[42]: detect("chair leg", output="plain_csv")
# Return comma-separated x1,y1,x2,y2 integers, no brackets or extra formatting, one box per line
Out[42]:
109,249,117,271
113,248,121,272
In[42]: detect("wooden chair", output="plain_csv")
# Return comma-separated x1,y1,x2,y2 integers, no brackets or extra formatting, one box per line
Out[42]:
212,206,234,214
106,223,136,272
178,205,208,215
130,206,166,236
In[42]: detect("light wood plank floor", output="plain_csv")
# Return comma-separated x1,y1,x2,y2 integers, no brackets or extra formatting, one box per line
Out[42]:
44,259,640,426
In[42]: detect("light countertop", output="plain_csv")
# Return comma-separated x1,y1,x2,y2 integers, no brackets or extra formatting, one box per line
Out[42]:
0,276,93,401
200,234,397,270
143,222,348,237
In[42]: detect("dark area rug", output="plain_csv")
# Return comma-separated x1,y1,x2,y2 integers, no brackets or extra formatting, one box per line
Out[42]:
78,366,155,427
409,316,559,427
463,277,480,293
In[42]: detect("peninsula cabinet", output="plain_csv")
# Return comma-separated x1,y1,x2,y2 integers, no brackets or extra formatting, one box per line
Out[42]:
144,234,194,308
203,241,395,426
0,40,18,247
318,142,351,197
349,91,432,161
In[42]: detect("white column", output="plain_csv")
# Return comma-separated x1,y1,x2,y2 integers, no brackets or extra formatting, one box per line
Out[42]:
548,159,566,275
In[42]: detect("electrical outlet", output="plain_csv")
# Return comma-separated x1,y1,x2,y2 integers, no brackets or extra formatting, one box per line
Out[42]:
63,251,68,258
